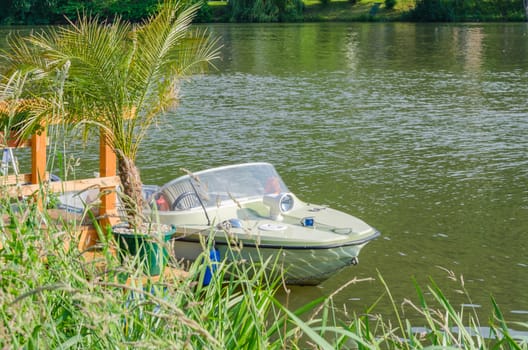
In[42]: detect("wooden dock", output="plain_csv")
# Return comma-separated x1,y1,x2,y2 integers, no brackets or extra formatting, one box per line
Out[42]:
1,127,188,285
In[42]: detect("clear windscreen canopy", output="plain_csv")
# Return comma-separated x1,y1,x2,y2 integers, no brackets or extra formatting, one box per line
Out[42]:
162,163,290,209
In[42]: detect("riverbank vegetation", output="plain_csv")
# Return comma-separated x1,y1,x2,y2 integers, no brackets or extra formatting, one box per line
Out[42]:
1,0,527,24
1,196,527,348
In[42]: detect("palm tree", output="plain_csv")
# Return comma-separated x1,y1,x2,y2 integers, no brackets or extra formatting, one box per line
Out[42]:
2,0,220,229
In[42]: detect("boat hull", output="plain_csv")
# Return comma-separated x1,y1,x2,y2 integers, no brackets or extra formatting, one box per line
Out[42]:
171,232,378,285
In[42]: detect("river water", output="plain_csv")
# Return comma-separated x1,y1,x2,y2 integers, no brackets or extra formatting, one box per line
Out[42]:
2,22,528,326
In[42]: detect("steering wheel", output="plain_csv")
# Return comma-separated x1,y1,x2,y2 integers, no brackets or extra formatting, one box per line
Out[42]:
172,191,201,210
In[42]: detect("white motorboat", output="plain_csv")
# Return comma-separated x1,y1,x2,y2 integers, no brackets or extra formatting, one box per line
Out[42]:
144,162,380,285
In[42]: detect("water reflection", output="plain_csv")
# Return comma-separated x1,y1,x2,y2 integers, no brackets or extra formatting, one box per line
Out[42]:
457,27,484,73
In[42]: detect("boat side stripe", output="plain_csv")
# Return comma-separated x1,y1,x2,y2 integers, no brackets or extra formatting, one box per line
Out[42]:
174,229,380,250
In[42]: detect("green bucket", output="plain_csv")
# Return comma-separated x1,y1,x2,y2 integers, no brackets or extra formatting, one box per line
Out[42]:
113,224,175,276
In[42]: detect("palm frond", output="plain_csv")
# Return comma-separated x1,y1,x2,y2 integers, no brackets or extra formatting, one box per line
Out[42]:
53,15,132,121
130,1,221,115
2,0,220,226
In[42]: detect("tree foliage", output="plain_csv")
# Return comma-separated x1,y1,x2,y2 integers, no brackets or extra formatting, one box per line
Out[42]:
0,0,212,25
1,0,57,24
1,0,527,23
407,0,526,21
226,0,304,22
0,0,299,24
385,0,397,10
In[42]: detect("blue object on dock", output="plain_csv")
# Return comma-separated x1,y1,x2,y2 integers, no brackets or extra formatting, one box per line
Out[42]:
203,247,220,286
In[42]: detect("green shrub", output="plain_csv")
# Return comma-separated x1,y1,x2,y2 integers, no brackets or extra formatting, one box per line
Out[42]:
227,0,303,22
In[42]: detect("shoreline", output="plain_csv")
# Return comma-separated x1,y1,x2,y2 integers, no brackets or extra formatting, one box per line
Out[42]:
207,0,527,23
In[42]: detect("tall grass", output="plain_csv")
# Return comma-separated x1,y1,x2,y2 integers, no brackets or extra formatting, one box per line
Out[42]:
1,193,527,349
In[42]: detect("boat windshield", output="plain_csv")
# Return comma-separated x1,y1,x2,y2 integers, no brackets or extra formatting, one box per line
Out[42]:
161,163,290,209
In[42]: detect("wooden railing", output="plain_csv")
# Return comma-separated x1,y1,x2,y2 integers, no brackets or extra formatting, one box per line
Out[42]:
1,129,120,229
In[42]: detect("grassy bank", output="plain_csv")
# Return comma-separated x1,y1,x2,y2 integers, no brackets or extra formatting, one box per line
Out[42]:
209,0,415,22
1,195,527,349
302,0,415,21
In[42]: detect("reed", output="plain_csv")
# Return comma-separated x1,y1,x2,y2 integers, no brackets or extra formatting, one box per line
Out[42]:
1,194,526,349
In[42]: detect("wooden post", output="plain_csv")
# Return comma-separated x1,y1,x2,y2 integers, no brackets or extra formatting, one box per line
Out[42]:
30,130,47,209
31,131,47,184
99,129,117,227
78,130,118,251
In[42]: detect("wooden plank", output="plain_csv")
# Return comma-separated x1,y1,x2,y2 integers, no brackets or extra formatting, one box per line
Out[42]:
1,173,32,185
80,248,189,283
49,176,121,192
5,176,121,197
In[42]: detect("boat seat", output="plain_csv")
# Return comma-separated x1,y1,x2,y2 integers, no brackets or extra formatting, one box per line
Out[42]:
161,180,201,211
